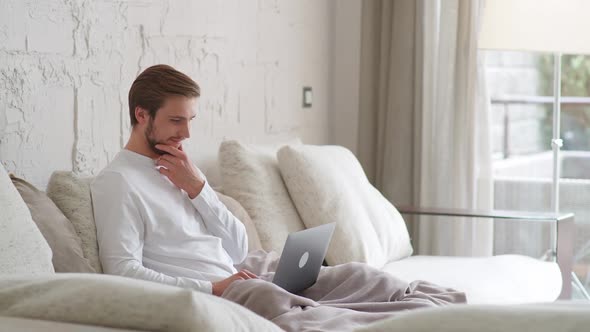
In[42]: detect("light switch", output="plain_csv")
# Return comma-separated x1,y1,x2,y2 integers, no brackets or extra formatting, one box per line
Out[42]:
303,86,312,108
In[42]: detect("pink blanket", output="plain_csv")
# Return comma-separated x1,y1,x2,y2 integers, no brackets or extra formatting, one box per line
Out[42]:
226,251,466,332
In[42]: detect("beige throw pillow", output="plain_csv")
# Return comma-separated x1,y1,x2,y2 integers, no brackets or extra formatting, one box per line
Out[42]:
10,175,95,273
277,145,413,268
0,164,54,274
219,140,305,254
47,171,103,273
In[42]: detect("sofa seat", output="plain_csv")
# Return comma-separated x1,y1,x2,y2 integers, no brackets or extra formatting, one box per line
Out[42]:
382,254,562,305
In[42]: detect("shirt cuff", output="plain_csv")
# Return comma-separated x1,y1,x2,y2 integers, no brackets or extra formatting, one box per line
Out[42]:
201,280,213,294
182,276,213,294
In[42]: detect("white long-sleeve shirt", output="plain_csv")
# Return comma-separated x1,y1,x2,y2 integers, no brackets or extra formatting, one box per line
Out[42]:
90,149,248,294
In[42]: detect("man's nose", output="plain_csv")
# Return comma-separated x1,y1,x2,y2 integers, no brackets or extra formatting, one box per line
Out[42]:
180,122,191,139
183,121,191,139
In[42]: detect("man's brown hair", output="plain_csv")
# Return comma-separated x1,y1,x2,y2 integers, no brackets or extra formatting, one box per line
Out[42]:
128,64,200,126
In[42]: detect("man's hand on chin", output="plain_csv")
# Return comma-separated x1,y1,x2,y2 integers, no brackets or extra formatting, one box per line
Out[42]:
155,144,205,199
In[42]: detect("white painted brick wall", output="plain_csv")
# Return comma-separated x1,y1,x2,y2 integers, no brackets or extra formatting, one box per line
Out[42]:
0,0,335,189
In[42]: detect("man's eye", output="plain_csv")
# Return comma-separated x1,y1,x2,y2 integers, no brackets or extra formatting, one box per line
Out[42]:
171,119,181,123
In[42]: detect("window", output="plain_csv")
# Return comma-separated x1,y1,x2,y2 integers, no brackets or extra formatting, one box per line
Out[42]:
486,51,590,298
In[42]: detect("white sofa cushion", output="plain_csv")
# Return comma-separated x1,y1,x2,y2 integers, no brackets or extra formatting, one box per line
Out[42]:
219,140,305,254
382,254,562,304
277,145,413,268
0,164,54,274
47,171,102,273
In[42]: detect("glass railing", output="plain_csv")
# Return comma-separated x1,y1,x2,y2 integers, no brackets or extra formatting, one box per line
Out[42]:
491,96,590,298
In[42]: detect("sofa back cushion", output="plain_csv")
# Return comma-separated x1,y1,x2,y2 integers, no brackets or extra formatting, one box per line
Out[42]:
10,175,95,273
0,164,54,274
47,171,102,273
277,145,413,268
219,140,305,254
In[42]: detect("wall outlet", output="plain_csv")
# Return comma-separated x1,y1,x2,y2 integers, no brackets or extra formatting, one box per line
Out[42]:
303,86,312,108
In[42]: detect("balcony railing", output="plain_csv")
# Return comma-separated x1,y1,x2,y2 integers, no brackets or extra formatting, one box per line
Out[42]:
492,95,590,159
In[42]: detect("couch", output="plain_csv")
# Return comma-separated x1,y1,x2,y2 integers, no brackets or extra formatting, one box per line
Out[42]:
1,140,589,331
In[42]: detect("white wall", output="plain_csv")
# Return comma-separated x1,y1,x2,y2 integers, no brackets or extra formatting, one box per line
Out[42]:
0,0,335,189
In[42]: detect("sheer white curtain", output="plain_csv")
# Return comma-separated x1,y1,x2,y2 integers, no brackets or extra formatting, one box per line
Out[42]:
417,0,493,256
358,0,493,256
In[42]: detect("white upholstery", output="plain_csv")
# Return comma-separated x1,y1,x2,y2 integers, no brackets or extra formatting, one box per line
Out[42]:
1,141,567,310
221,142,563,304
277,144,413,268
0,143,580,331
0,163,54,275
382,255,562,304
357,302,590,332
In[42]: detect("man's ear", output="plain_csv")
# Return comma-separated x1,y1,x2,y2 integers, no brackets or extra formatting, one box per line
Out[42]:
135,107,150,125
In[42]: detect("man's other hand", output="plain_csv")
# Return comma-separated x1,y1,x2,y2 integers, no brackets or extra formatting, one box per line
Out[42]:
212,270,258,296
155,144,205,199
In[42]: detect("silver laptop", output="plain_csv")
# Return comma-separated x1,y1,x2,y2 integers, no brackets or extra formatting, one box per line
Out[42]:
272,223,336,293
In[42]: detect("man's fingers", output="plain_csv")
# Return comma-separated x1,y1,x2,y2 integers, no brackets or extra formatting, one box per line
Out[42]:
242,270,258,279
232,275,245,282
238,270,257,280
155,144,184,158
158,154,177,165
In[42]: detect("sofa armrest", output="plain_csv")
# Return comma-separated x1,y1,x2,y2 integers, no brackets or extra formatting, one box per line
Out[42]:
397,205,575,300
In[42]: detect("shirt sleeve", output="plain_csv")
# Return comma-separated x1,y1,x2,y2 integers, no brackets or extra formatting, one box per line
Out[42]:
190,180,248,265
91,171,213,294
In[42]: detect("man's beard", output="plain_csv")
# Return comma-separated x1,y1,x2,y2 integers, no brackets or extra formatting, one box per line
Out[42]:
145,118,168,156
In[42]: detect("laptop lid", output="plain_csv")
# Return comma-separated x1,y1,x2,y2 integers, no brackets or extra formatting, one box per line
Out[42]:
272,223,336,293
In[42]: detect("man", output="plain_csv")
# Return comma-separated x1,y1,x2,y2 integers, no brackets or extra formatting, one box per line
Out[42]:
91,64,257,296
92,64,465,330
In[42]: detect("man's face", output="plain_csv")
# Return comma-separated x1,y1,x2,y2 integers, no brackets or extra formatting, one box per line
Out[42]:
144,96,197,156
